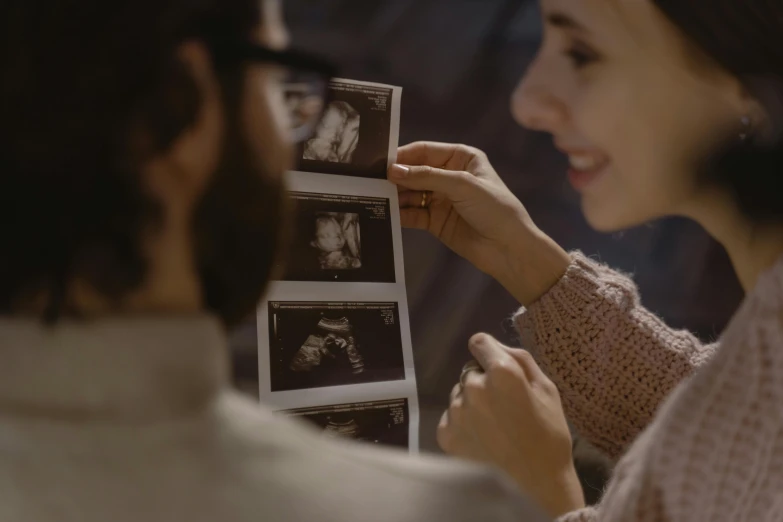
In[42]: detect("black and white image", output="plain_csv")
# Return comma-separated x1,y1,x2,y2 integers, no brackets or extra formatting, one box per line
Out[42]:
297,80,393,179
268,302,405,392
285,398,409,449
303,101,360,164
257,79,416,450
279,192,395,283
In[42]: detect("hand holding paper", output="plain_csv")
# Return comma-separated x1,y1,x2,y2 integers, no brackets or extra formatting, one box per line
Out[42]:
389,141,571,307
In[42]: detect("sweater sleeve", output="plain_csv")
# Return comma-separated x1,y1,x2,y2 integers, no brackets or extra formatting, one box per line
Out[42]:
514,252,717,459
559,508,598,522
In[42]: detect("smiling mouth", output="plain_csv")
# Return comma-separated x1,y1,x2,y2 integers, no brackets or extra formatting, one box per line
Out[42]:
566,153,610,191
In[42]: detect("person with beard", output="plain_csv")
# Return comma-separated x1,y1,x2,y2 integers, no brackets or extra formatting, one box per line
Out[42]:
0,1,545,521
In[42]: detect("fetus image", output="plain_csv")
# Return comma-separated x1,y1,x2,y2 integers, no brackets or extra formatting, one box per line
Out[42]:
269,302,406,391
289,317,365,376
303,101,360,163
323,418,361,440
311,213,361,270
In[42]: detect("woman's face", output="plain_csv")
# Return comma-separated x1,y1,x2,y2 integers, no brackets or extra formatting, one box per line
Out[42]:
512,0,749,231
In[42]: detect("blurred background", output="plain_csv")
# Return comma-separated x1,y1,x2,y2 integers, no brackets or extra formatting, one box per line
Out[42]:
231,0,745,503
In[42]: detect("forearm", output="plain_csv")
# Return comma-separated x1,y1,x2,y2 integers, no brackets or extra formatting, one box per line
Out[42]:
491,227,572,307
513,252,714,459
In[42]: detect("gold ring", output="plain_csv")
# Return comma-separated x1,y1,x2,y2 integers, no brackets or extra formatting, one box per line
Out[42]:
459,359,483,387
420,191,428,208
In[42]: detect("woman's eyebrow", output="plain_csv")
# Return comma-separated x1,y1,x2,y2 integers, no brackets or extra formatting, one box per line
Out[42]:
545,10,590,33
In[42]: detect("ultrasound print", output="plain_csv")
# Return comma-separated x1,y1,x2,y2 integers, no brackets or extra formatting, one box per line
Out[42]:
297,80,393,179
286,399,409,449
303,101,360,164
268,302,405,392
279,193,395,283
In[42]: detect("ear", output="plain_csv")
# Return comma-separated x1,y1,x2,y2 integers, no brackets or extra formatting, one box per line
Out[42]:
725,74,765,129
143,41,225,216
738,97,768,134
738,79,783,145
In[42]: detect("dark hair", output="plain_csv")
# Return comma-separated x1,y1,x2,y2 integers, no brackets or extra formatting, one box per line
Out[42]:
653,0,783,223
0,0,260,319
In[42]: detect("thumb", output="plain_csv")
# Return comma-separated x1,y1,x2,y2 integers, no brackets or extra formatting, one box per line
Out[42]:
468,333,517,372
388,164,474,200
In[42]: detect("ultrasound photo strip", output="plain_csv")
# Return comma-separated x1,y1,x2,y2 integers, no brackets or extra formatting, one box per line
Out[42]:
257,78,418,451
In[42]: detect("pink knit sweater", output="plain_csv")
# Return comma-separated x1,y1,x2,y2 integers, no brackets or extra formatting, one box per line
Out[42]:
515,252,783,521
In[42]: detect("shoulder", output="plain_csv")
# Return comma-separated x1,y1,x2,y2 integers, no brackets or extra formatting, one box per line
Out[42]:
213,392,547,522
613,255,783,522
745,254,783,315
724,254,783,353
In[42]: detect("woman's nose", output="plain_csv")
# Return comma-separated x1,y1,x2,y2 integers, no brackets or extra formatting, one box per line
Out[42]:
510,59,569,134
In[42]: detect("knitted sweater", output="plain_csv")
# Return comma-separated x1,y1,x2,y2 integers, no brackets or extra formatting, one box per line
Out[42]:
515,252,783,521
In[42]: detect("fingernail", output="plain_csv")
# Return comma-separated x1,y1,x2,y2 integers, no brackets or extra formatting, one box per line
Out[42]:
469,333,491,347
389,164,409,179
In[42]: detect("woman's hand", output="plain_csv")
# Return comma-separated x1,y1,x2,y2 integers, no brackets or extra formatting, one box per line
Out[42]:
438,333,585,519
388,141,570,305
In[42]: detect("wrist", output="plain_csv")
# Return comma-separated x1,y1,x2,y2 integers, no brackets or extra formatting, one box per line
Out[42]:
516,466,585,520
492,228,571,306
546,468,586,519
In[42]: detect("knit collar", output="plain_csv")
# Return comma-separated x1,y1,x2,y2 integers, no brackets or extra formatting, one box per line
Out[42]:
0,315,228,422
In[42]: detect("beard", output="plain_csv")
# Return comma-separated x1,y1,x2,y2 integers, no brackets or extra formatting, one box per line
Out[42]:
192,118,290,328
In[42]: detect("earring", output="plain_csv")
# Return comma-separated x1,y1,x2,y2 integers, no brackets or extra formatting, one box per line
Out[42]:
740,115,752,142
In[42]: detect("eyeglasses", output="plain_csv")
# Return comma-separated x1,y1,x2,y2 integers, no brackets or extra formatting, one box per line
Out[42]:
211,42,339,143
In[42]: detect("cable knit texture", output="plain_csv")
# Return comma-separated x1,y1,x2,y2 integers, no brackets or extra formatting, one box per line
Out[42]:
515,252,783,521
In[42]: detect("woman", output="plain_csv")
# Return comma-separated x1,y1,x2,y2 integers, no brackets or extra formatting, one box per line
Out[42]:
388,1,783,521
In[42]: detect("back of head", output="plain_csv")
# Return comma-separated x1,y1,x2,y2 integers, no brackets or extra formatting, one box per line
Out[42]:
0,0,285,325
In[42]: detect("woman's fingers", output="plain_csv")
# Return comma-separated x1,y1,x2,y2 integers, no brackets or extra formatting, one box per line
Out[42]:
438,396,474,457
388,164,474,199
450,382,462,402
468,334,518,375
398,190,427,208
507,348,546,381
399,208,430,230
397,190,431,230
398,141,470,168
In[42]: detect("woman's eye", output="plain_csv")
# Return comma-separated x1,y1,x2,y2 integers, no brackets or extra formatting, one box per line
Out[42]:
564,43,600,69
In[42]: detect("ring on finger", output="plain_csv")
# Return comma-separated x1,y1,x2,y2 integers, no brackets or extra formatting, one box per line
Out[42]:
459,359,483,388
420,191,430,208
